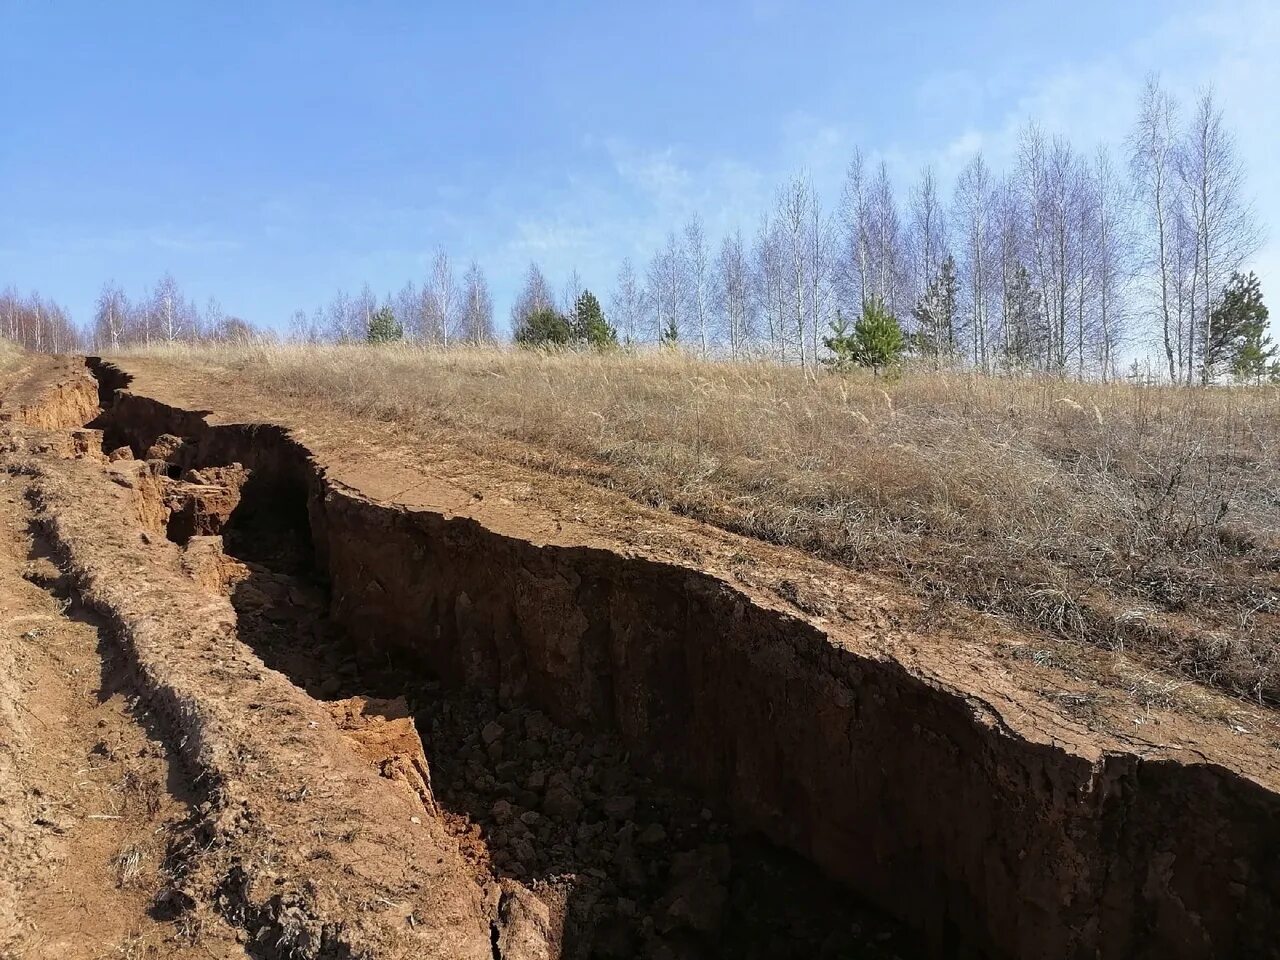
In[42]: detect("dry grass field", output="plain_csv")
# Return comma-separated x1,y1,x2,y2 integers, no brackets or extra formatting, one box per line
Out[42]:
120,342,1280,703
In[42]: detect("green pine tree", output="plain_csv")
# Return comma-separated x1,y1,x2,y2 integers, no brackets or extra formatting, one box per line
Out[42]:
821,311,858,371
659,316,679,347
910,255,957,359
1002,264,1044,369
366,305,403,343
572,290,618,349
514,306,573,347
1203,271,1272,383
851,299,905,375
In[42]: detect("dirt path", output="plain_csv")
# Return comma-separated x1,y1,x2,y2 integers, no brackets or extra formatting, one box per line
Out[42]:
0,480,246,959
0,374,247,959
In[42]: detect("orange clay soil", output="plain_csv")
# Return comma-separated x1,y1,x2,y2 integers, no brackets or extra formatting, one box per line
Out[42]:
0,353,1277,960
0,358,249,959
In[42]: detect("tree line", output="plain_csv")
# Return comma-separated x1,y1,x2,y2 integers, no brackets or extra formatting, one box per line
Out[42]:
87,273,268,349
0,288,82,353
289,251,495,345
508,76,1274,382
3,77,1274,381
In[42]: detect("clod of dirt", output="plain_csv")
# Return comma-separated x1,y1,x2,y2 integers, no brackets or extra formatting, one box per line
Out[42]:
180,535,251,594
328,695,439,813
144,433,188,463
163,463,248,543
495,881,555,960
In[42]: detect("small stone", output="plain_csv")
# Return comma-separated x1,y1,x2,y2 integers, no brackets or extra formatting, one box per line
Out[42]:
512,838,536,864
637,823,667,845
516,790,540,809
519,810,542,827
543,784,583,822
317,676,342,697
603,796,636,821
526,769,547,792
524,712,552,740
491,800,515,822
481,721,505,745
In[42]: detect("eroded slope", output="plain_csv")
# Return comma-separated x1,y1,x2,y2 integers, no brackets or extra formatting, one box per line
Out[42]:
77,355,1280,960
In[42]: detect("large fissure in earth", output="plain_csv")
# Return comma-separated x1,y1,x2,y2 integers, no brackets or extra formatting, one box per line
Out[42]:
90,371,920,958
80,359,1280,960
220,474,914,958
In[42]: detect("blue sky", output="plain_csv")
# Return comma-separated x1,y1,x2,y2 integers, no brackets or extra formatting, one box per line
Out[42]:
1,0,1276,337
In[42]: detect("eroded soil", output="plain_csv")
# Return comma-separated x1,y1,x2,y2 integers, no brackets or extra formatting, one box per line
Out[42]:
1,355,1278,960
0,369,248,958
217,483,913,958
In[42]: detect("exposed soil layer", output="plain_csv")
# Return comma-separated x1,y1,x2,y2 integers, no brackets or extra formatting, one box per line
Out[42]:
81,357,1280,960
12,367,498,958
212,468,914,958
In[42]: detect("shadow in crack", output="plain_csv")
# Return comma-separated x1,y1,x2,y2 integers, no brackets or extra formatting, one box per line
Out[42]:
193,465,924,959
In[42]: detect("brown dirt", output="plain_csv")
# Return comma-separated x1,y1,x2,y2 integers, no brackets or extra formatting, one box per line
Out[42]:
2,354,1279,960
0,363,248,959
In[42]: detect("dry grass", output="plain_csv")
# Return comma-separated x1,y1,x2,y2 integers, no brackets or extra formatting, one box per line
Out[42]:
118,342,1280,702
112,843,146,889
0,337,27,374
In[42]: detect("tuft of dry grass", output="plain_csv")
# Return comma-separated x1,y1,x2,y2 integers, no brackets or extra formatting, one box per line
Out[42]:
117,342,1280,702
112,843,146,889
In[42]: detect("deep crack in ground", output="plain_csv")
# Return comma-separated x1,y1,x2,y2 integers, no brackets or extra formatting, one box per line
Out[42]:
208,460,919,959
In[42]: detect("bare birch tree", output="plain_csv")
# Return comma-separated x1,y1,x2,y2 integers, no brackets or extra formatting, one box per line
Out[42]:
839,151,872,313
647,232,686,344
1179,88,1260,383
1091,147,1132,380
610,258,647,345
424,250,458,344
777,173,815,371
954,154,996,370
715,228,753,357
751,214,787,359
866,161,905,316
511,262,554,337
909,166,948,316
460,262,495,342
1129,76,1181,381
93,282,129,351
683,215,712,355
